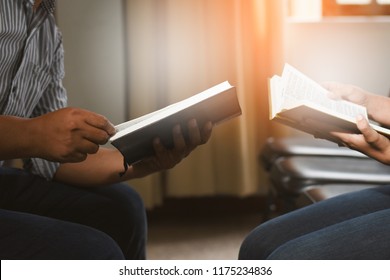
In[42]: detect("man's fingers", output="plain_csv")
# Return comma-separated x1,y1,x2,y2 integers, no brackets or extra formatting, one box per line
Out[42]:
201,121,213,144
78,112,116,145
81,125,112,145
172,124,187,158
77,141,99,155
148,120,214,172
187,119,202,148
85,113,116,136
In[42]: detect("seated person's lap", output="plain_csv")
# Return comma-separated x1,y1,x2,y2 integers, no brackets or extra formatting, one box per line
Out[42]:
0,167,147,259
239,186,390,260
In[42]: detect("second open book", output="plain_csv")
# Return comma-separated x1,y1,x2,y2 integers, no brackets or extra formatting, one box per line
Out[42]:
269,63,390,143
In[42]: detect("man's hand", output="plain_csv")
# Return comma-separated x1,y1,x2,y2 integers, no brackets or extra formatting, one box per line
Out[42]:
31,107,116,163
54,118,213,186
130,118,213,177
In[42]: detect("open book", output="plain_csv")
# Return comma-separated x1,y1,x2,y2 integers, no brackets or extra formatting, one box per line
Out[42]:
110,81,241,165
269,63,390,143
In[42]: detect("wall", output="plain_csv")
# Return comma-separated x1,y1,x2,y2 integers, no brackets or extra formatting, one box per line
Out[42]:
56,0,126,125
56,3,390,120
284,18,390,96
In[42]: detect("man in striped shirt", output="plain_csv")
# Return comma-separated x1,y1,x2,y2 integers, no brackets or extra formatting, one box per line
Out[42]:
0,0,213,259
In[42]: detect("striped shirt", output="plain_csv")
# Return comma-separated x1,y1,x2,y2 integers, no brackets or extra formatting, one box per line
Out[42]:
0,0,67,179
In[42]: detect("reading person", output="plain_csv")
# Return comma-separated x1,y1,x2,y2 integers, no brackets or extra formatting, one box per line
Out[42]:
0,0,213,259
239,82,390,259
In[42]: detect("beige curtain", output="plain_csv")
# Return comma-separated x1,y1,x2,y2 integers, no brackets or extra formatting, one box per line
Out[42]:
125,0,287,208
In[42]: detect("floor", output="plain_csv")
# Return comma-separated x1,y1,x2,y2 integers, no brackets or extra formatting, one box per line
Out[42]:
145,185,374,259
146,212,264,260
145,196,275,260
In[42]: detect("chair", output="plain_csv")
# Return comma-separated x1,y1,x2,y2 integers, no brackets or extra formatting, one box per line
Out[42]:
261,136,390,216
260,136,366,171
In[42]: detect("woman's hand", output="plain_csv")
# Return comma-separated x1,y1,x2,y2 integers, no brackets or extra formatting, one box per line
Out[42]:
330,115,390,165
322,82,371,107
323,82,390,126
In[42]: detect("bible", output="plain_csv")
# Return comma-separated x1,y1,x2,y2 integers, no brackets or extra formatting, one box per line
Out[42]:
110,81,241,165
268,63,390,143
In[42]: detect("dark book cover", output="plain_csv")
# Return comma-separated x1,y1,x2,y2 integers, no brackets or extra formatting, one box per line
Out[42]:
110,82,241,165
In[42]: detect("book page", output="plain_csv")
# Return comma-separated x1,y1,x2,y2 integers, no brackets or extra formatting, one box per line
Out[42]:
110,81,233,141
114,105,175,132
281,64,368,120
268,76,283,119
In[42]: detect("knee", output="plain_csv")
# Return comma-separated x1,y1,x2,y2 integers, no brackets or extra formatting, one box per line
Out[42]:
238,222,281,260
94,183,146,227
46,223,125,260
238,230,262,260
108,184,147,229
70,226,125,260
97,183,147,259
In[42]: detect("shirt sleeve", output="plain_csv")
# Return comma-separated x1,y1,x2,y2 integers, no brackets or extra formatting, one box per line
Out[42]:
27,23,67,180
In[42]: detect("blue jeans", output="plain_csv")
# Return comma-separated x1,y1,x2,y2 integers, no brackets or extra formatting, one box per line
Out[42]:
0,167,147,260
239,186,390,259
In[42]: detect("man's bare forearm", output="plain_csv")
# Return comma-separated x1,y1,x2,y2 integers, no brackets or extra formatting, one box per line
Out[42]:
54,147,143,187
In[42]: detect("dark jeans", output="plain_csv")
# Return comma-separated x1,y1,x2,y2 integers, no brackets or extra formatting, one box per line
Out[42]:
239,185,390,260
0,167,147,260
